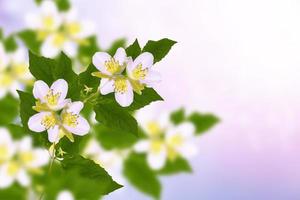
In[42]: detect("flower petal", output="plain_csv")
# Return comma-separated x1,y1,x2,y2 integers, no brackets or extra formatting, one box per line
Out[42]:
0,164,14,188
63,41,78,58
100,78,114,95
29,149,50,168
113,48,127,64
115,81,134,107
178,143,198,158
16,169,30,187
142,69,161,86
47,125,60,143
92,52,111,75
133,52,154,69
66,101,84,114
41,36,61,58
50,79,68,103
133,140,150,153
18,137,32,152
64,116,90,136
33,80,49,101
147,148,167,170
28,112,49,132
57,190,75,200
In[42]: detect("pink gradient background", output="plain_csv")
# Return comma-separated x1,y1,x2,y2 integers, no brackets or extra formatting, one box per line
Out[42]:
1,0,300,199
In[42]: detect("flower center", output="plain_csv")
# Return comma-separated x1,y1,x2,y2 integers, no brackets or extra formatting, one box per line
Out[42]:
105,59,122,74
20,152,35,165
168,134,184,147
43,16,55,30
12,63,28,78
66,22,81,36
0,145,8,163
52,33,66,47
114,78,128,93
62,112,79,127
132,64,148,80
146,122,161,137
150,140,164,154
7,161,20,176
41,114,56,129
45,89,61,106
0,73,13,86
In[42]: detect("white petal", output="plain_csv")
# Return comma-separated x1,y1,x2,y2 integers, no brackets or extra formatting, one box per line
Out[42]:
18,137,32,152
100,78,114,95
47,125,60,143
29,149,50,168
115,81,134,107
16,169,30,187
133,140,150,153
147,149,167,170
51,79,68,99
55,98,71,110
0,128,12,143
63,41,78,58
0,89,7,99
28,112,49,132
142,69,161,86
57,190,74,200
41,36,61,58
133,52,154,69
0,165,14,188
64,116,90,136
113,48,127,65
92,52,111,75
178,143,198,158
33,80,49,101
66,101,84,114
176,122,195,138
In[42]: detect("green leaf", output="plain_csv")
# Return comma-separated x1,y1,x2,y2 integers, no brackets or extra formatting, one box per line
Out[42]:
0,95,18,125
142,38,177,63
55,0,70,11
0,184,27,200
42,155,122,200
170,108,185,125
94,124,138,150
157,157,192,175
107,38,126,55
126,39,141,59
78,36,99,65
18,30,41,54
188,112,219,134
0,29,3,40
124,153,161,199
35,0,42,4
3,35,17,52
94,104,138,136
79,64,100,94
55,53,80,100
127,88,163,111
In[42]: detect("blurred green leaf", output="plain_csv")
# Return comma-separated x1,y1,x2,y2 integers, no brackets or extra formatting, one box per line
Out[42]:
143,38,177,63
157,157,192,175
94,124,138,150
170,108,185,125
0,95,18,125
188,112,219,134
18,30,41,55
0,29,3,40
78,36,99,65
107,38,126,55
124,153,161,199
42,155,122,200
94,103,138,136
3,35,17,52
126,39,141,59
55,0,70,11
0,184,26,200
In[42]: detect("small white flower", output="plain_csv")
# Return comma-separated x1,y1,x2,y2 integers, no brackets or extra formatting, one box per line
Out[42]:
0,128,16,164
32,79,70,111
92,48,134,107
28,101,90,143
84,139,127,184
127,52,161,88
56,190,74,200
0,136,49,188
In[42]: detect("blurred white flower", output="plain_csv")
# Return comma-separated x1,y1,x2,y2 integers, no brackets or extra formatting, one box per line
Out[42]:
134,111,197,170
92,48,134,107
127,52,161,90
84,139,127,184
0,45,32,98
56,190,74,200
0,135,49,188
26,0,94,58
0,128,16,164
28,81,90,143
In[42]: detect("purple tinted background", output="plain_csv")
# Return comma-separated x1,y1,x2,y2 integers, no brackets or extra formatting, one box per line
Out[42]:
1,0,300,199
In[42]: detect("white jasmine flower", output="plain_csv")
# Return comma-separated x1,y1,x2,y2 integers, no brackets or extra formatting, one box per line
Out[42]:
0,128,16,164
84,139,127,184
0,136,49,188
127,52,161,90
57,190,74,200
0,46,32,98
28,101,90,143
32,79,70,111
92,48,134,107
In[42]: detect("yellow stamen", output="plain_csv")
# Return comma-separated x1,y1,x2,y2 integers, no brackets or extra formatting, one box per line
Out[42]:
168,134,184,147
0,145,8,163
66,22,81,36
45,89,61,106
114,78,128,93
146,122,161,137
41,114,56,129
43,16,55,29
105,59,122,74
62,112,79,128
132,64,148,80
20,152,35,164
7,161,20,176
0,73,13,86
52,33,66,47
150,140,164,154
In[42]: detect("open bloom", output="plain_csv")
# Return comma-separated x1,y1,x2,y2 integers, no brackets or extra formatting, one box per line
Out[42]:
127,52,161,92
0,136,49,188
0,46,32,98
92,48,134,107
28,100,90,143
33,79,70,111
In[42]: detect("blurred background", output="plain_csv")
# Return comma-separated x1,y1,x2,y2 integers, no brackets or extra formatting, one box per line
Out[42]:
1,0,300,199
